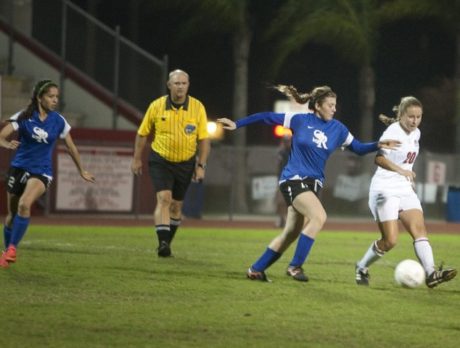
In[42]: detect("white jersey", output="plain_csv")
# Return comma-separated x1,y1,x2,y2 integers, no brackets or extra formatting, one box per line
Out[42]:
369,122,420,194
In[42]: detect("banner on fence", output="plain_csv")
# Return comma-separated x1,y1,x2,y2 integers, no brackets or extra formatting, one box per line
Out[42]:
55,145,134,211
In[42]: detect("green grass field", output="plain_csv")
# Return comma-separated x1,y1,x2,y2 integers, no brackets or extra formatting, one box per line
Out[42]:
0,225,459,348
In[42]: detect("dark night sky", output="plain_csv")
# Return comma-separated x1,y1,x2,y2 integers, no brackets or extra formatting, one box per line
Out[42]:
68,0,456,150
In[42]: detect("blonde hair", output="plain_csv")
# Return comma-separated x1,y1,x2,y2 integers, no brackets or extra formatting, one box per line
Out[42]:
273,85,336,111
379,96,423,126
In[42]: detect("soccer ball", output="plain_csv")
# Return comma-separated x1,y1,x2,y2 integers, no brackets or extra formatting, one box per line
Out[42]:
394,259,426,288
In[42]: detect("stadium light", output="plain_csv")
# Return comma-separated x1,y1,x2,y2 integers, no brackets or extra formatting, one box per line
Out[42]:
207,121,224,140
273,125,292,138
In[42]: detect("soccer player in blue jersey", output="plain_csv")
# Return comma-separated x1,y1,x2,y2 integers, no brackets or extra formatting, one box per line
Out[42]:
218,85,400,282
0,79,95,269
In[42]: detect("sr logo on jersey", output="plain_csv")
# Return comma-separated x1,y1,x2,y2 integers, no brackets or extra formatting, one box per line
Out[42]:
312,130,328,149
32,127,49,144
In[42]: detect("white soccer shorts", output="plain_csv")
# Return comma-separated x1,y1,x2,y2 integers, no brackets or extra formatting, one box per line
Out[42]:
368,190,422,222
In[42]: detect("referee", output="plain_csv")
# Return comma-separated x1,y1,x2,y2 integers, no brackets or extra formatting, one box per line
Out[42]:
131,69,210,257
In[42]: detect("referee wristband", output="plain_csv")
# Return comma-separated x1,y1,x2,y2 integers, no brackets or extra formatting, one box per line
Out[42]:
197,163,207,169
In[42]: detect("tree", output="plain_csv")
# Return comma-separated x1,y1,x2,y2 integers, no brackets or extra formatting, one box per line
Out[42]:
267,0,386,141
379,0,460,154
139,0,265,213
165,0,388,212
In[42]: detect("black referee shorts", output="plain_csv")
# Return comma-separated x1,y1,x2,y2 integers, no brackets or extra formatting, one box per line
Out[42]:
148,151,195,201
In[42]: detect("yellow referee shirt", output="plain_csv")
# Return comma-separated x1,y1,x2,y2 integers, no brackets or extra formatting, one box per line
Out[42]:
137,95,208,162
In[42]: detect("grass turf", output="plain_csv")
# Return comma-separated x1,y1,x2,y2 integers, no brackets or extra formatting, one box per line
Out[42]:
0,225,459,348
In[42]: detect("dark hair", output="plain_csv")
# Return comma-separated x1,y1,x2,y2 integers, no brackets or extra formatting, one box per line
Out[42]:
273,84,336,111
13,79,58,122
379,96,423,126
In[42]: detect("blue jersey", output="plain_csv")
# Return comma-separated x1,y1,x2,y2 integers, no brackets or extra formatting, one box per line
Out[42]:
10,110,71,178
236,112,377,184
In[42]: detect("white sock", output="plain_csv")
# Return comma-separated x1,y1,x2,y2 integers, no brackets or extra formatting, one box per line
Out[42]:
357,240,384,269
414,237,435,275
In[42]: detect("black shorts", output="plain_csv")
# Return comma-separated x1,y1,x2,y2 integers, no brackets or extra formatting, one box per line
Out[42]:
148,151,195,201
6,167,51,196
279,178,323,206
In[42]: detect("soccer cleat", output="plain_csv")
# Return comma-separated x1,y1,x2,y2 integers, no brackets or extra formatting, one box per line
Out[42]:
425,266,457,288
286,266,309,282
157,241,172,257
4,245,17,263
247,267,271,282
355,264,370,286
0,252,10,269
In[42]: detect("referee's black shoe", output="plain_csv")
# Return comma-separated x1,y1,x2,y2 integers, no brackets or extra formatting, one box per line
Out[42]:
157,241,172,257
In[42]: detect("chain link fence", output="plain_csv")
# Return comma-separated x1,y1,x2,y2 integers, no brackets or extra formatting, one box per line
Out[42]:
194,146,460,221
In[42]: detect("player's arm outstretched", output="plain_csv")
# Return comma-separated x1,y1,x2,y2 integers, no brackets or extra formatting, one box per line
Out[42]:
346,137,401,156
377,139,401,149
218,113,284,131
217,118,236,130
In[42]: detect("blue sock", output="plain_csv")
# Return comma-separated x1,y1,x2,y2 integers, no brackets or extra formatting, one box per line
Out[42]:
10,215,30,247
3,225,12,248
251,247,281,272
289,234,315,267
